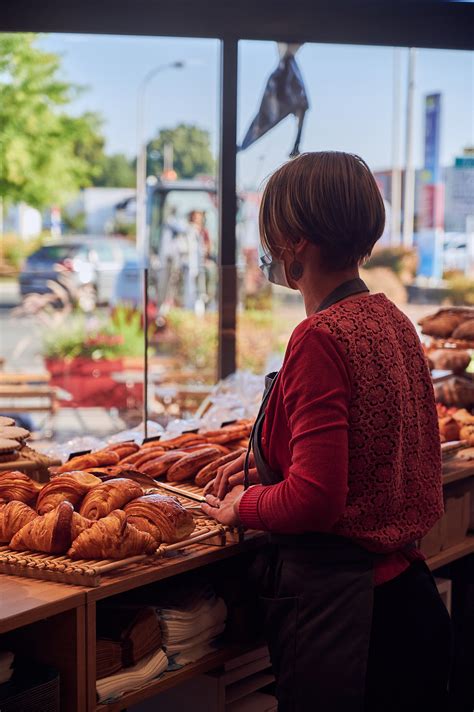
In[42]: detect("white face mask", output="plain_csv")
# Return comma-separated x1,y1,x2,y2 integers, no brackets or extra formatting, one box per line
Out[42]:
258,245,292,289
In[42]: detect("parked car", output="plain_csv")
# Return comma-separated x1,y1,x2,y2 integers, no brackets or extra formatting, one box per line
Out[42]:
19,236,137,310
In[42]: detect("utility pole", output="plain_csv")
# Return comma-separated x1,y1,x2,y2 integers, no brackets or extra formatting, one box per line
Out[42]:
402,48,417,248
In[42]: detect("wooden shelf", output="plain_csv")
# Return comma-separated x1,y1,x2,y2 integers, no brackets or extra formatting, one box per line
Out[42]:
427,536,474,571
96,643,259,712
0,574,86,635
88,534,266,602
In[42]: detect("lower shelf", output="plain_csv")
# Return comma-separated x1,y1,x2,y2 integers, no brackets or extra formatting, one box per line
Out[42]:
96,643,261,712
427,535,474,570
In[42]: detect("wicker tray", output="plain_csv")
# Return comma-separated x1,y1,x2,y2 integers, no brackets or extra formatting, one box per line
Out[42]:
0,518,227,587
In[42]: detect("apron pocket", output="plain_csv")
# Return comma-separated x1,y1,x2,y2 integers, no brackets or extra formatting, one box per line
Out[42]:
260,595,298,712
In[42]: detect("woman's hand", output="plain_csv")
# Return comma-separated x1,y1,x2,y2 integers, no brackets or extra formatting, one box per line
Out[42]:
203,451,259,499
201,485,245,527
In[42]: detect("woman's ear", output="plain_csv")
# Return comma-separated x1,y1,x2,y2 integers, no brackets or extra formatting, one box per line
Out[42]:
293,236,309,256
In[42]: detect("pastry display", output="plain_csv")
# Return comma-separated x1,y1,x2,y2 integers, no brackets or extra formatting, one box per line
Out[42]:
438,416,460,442
0,426,30,443
0,439,21,463
10,501,75,554
36,471,101,515
103,442,140,459
0,501,37,543
68,510,156,560
166,446,224,482
71,512,93,539
452,320,474,341
434,376,474,408
139,451,187,478
79,478,143,520
124,494,195,544
56,449,121,474
429,349,471,374
0,471,41,505
0,417,15,428
195,448,245,488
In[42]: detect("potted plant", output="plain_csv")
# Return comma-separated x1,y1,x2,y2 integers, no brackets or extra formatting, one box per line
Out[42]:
43,306,147,409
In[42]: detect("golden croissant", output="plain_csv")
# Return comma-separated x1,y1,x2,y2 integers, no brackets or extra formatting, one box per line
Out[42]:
68,510,156,560
36,472,101,514
79,478,143,520
124,494,195,544
0,471,41,505
0,501,37,543
10,501,75,554
71,511,93,539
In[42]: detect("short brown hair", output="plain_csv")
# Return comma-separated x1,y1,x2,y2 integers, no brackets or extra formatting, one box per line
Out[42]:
259,151,385,270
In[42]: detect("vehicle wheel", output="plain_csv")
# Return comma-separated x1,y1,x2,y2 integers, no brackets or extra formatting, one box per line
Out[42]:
77,284,97,312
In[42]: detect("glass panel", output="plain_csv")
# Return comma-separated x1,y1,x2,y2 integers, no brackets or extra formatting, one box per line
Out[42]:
237,41,474,370
0,32,219,447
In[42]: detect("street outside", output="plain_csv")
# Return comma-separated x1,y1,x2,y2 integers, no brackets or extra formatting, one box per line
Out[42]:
0,275,437,444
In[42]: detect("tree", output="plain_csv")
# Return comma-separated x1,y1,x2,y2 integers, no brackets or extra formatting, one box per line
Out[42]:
93,154,136,188
147,124,215,179
0,34,104,209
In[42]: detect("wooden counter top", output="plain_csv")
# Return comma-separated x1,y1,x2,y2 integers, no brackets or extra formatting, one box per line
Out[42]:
87,533,266,602
0,575,86,634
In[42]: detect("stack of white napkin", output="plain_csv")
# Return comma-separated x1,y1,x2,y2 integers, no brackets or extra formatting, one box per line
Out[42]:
96,648,168,703
157,592,227,666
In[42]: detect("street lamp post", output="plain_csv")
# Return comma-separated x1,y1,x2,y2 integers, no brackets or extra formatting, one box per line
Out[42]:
135,61,184,262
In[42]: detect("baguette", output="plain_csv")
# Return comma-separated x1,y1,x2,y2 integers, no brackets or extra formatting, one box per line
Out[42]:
160,433,207,450
133,448,167,469
56,449,120,474
167,446,223,482
105,442,140,459
195,448,245,488
139,451,187,478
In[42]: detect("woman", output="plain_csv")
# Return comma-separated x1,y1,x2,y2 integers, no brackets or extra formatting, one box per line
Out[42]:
202,152,452,711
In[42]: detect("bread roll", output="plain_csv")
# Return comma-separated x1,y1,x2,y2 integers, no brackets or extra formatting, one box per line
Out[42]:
167,447,222,482
429,349,471,374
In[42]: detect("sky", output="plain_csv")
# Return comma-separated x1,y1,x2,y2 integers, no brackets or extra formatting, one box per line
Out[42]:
40,34,473,189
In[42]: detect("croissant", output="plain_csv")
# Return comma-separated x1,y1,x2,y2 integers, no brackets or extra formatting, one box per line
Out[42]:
36,472,101,514
0,501,37,543
10,501,74,553
68,510,156,560
56,449,120,474
79,478,143,520
124,494,195,543
71,512,93,539
0,471,41,505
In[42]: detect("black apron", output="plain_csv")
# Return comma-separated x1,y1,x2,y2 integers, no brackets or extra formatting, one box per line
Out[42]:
244,278,377,712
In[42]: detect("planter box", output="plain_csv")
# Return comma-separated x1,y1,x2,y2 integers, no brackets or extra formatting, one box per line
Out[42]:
45,357,143,410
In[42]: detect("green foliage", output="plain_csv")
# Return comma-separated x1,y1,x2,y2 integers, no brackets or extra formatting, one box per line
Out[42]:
0,33,104,208
147,124,215,179
0,233,45,270
62,210,87,234
164,308,289,376
365,247,417,279
445,275,474,306
93,153,136,188
43,305,145,360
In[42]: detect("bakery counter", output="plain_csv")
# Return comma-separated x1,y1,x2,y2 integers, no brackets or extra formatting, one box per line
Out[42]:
0,576,87,711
